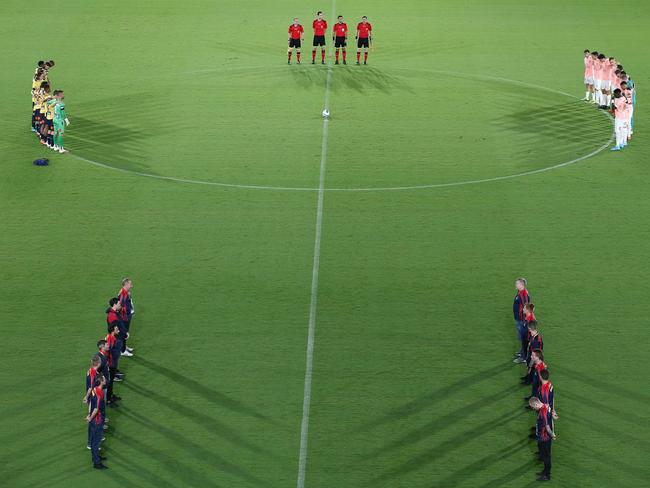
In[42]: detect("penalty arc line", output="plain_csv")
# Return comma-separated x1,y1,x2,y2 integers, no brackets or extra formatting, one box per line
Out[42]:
296,3,335,487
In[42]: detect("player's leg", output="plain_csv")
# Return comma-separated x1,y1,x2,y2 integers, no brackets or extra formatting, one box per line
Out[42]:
288,46,292,64
364,47,369,64
335,47,339,64
48,120,54,148
312,37,317,64
342,46,347,64
296,46,301,64
321,43,326,64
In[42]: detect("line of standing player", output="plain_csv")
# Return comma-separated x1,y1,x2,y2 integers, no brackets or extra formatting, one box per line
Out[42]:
30,61,71,153
82,279,136,470
581,50,636,151
512,278,558,482
288,12,373,65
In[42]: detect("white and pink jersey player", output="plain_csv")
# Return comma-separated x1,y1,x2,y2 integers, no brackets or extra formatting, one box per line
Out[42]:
612,94,632,150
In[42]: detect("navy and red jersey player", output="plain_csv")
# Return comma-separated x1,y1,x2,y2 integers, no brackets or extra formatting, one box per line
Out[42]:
332,16,348,65
513,278,530,360
312,11,328,64
118,279,135,355
522,320,543,384
287,18,304,64
529,349,546,400
533,397,556,481
355,16,372,65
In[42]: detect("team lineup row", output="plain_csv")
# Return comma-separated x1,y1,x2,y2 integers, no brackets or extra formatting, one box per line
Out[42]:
83,279,136,470
512,279,557,482
581,50,637,151
287,12,373,65
30,60,71,154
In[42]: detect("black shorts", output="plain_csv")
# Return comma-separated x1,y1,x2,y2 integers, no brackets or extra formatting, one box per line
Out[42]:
313,35,326,47
334,36,347,48
289,38,301,48
357,37,370,48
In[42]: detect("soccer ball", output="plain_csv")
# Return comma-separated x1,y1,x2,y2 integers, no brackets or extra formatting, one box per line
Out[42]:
322,109,330,119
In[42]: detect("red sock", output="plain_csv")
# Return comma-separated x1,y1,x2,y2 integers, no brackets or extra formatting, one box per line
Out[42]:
312,50,316,61
356,52,360,62
321,50,325,62
297,52,301,62
364,52,368,62
335,50,339,62
343,50,347,61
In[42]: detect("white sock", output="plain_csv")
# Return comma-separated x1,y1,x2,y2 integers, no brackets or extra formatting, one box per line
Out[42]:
616,127,624,147
606,94,611,106
585,91,590,99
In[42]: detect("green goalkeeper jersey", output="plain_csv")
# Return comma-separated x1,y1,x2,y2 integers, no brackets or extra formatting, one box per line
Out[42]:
53,101,66,122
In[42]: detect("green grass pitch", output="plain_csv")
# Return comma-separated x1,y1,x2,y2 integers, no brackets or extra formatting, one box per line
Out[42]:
1,0,650,486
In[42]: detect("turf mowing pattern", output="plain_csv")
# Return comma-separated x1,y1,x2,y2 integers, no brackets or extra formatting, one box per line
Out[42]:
1,1,649,487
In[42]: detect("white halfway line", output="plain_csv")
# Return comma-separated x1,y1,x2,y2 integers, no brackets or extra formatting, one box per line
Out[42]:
296,2,335,487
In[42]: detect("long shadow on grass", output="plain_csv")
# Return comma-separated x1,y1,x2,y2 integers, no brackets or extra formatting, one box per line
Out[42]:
108,449,182,488
132,355,273,422
432,438,528,487
360,383,520,460
364,406,525,486
356,360,511,432
289,65,412,94
561,438,650,481
474,460,536,488
117,406,268,487
554,365,650,404
122,380,272,456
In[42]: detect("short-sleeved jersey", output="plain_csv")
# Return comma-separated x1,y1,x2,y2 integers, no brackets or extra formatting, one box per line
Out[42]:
44,98,56,120
88,392,104,425
357,22,372,38
31,79,43,102
33,91,46,111
614,97,631,120
539,381,554,411
583,56,591,75
288,24,304,39
536,404,553,441
86,367,98,393
333,22,348,37
313,19,328,35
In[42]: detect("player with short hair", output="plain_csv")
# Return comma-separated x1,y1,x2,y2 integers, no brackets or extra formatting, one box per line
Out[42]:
31,69,46,132
52,90,70,153
582,50,593,101
611,88,632,151
589,51,599,104
521,320,543,384
526,349,546,403
529,396,556,481
594,54,608,108
287,18,304,65
355,16,372,65
333,15,348,65
86,376,107,469
35,84,51,145
43,90,58,149
118,279,135,355
312,11,328,64
513,278,530,361
514,302,536,364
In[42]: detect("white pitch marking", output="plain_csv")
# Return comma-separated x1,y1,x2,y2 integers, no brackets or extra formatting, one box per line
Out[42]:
296,4,335,486
67,69,614,192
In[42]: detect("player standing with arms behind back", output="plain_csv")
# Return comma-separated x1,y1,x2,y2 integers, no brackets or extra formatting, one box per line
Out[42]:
312,11,327,65
355,16,372,65
333,15,348,65
287,18,304,65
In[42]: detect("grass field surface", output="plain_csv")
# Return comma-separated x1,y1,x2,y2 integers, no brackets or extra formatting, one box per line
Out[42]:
1,0,649,486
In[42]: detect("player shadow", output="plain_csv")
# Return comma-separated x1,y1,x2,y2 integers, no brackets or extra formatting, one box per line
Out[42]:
431,438,528,487
121,380,273,456
363,405,525,486
473,460,538,488
554,365,650,404
289,65,412,94
492,101,611,145
359,383,520,461
116,406,271,487
356,360,511,432
132,355,273,422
